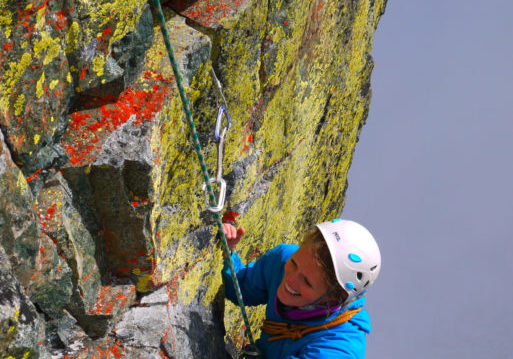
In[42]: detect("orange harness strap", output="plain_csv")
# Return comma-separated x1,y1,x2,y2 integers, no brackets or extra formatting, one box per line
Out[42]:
261,308,362,342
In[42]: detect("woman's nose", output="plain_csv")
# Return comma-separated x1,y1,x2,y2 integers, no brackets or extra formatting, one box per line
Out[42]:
285,272,300,288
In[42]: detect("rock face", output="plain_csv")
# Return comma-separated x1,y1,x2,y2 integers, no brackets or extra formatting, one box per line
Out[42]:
0,245,46,359
0,0,386,357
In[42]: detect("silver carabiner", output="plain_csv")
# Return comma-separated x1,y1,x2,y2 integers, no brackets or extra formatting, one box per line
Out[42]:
215,105,231,142
202,177,227,213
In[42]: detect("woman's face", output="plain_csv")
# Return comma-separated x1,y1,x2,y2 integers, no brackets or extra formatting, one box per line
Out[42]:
276,244,331,307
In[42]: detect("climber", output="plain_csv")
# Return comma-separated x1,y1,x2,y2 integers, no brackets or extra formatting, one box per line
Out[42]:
222,218,381,359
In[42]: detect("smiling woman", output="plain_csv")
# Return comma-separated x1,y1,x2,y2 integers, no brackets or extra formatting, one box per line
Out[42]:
222,219,381,359
277,243,332,307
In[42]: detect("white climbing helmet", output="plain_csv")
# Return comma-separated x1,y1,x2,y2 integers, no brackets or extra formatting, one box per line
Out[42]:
316,219,381,298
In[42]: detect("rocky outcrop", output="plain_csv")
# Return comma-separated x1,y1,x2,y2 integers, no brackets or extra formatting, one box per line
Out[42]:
0,0,386,357
0,124,73,323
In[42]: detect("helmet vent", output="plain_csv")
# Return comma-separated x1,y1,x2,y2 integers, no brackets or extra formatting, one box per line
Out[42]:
364,280,370,288
356,272,363,280
370,265,377,271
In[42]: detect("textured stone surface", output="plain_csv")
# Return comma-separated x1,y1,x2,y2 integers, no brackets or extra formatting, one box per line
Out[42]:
163,287,229,358
112,287,170,356
44,309,82,348
0,127,73,320
35,171,102,320
0,0,153,183
68,2,154,112
0,0,73,176
0,244,45,359
74,285,136,338
110,286,229,358
0,0,386,357
0,128,41,287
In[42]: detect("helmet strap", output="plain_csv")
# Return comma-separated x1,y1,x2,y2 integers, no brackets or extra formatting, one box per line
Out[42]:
341,290,368,310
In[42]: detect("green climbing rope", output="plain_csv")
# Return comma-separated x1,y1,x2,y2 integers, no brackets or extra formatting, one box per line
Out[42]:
152,0,258,353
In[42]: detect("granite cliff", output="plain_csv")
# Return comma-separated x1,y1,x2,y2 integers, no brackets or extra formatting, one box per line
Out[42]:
0,0,386,357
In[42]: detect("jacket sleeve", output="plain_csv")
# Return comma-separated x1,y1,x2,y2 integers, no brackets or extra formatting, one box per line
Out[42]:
222,245,286,306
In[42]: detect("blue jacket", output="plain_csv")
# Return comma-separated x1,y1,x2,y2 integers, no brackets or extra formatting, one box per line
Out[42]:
223,244,371,359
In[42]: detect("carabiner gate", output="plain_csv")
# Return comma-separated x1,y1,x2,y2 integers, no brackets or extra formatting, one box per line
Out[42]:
215,105,231,142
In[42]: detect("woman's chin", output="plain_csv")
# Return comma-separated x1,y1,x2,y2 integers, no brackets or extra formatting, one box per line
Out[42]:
277,284,288,304
277,284,296,306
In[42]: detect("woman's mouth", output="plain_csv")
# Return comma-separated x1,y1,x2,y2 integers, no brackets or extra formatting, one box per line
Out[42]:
284,282,300,296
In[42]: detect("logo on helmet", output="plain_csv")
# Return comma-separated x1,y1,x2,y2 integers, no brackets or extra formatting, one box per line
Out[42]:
333,231,341,242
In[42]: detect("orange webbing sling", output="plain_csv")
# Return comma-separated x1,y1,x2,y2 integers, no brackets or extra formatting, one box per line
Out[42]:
261,307,362,342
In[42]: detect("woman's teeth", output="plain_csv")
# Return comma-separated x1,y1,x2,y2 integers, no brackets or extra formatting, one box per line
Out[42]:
285,283,300,296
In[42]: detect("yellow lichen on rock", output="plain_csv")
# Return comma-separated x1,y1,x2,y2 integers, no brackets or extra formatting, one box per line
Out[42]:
147,16,221,301
66,21,80,54
208,0,387,344
36,72,45,99
0,53,32,112
346,0,372,94
14,94,25,116
49,79,59,90
0,0,12,38
92,54,106,77
33,31,60,62
213,3,268,155
43,42,62,66
16,171,28,195
81,0,148,48
263,3,309,88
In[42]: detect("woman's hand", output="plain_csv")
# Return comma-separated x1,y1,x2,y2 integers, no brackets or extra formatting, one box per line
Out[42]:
222,223,245,252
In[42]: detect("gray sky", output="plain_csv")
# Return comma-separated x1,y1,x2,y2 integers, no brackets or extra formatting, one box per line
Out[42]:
343,1,513,358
